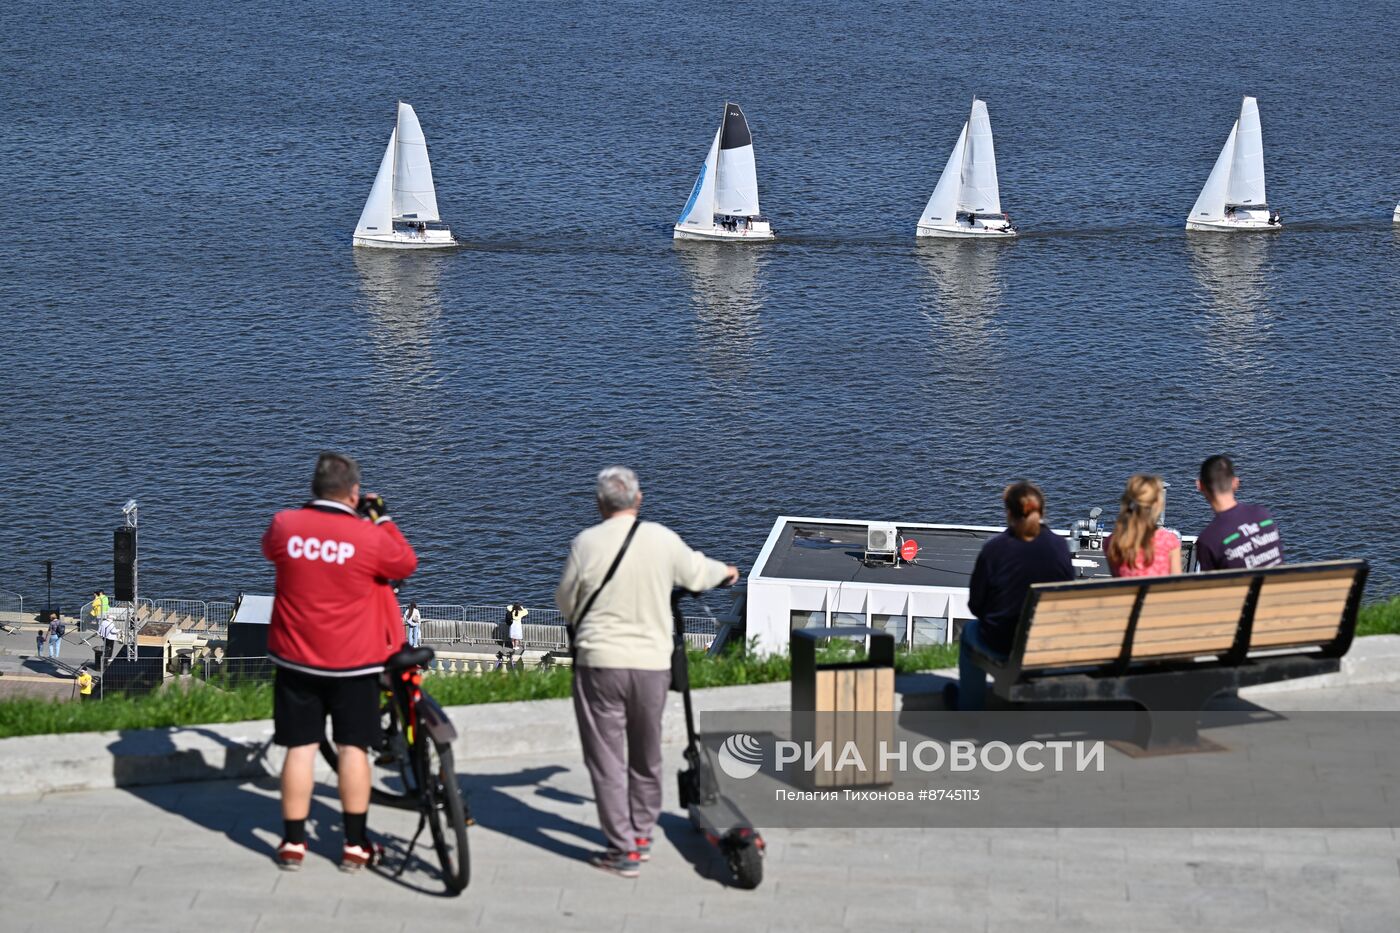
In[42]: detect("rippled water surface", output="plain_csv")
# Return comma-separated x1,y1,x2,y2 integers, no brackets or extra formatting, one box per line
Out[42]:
2,0,1398,605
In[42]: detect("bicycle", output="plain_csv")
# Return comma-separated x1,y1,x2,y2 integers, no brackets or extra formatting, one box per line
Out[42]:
320,643,471,894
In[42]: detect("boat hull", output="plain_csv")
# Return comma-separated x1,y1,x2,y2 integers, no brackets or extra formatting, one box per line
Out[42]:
352,229,458,250
916,222,1017,239
1184,218,1282,232
673,221,775,242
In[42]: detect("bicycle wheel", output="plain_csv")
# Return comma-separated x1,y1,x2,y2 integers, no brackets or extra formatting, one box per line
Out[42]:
421,739,471,893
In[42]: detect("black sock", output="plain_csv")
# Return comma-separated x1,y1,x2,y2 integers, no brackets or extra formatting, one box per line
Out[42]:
283,819,306,845
344,811,368,848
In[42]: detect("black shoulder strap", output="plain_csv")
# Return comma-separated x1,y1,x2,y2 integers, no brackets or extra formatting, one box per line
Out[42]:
570,518,642,637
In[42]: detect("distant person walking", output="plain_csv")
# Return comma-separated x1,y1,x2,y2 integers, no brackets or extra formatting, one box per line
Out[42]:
93,590,110,624
555,466,738,878
263,452,418,872
403,601,421,649
47,612,65,659
1195,455,1283,571
35,626,45,657
947,481,1074,711
97,614,121,665
1106,474,1182,578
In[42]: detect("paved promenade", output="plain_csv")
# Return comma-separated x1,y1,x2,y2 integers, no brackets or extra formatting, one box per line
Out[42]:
3,680,1399,932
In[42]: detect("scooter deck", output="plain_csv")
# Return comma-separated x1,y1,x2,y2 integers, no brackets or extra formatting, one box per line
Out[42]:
690,794,754,834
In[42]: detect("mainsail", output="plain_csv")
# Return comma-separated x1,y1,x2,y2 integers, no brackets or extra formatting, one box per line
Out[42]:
678,127,721,226
714,103,762,217
392,102,440,222
958,99,1001,216
355,129,397,236
1226,96,1266,207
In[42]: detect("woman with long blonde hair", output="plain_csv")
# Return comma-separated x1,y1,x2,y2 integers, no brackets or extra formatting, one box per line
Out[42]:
1106,474,1182,577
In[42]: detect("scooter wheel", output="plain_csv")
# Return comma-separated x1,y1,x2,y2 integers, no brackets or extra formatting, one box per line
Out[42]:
725,839,763,890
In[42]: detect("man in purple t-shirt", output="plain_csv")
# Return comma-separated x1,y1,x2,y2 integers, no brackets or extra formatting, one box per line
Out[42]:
1194,454,1284,571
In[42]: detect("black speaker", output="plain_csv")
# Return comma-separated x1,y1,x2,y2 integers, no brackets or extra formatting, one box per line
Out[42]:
113,528,137,601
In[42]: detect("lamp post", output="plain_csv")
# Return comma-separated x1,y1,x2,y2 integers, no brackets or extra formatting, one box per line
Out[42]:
121,499,138,660
44,560,53,613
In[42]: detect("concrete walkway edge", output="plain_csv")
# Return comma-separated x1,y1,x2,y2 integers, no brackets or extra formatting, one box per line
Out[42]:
4,635,1398,797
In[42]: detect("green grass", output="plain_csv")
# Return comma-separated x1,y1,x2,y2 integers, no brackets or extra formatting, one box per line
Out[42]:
1358,596,1400,637
2,602,1393,740
0,640,960,739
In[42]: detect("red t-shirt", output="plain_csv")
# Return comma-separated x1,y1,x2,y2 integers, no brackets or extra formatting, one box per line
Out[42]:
262,500,418,676
1107,527,1181,578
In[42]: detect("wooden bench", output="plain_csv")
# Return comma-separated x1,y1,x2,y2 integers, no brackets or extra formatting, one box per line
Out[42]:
965,560,1368,751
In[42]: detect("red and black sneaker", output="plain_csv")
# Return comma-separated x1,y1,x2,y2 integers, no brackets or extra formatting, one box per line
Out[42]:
590,849,641,879
339,841,384,873
635,837,653,862
275,840,306,872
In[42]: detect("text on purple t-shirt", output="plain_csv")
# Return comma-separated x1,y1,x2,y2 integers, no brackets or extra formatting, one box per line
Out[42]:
1196,503,1282,571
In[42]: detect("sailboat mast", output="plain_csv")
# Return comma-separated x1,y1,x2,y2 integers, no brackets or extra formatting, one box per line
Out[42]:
390,101,400,225
712,102,726,224
959,97,976,218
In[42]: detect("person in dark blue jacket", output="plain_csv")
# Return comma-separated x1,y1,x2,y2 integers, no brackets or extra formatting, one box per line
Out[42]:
947,481,1074,711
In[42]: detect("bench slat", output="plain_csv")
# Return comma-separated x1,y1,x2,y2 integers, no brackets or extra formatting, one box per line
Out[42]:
1022,645,1123,668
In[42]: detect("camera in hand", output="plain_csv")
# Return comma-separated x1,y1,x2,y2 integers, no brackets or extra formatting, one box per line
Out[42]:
356,493,388,522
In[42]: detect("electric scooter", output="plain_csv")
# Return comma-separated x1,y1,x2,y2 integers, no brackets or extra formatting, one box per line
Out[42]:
671,588,765,889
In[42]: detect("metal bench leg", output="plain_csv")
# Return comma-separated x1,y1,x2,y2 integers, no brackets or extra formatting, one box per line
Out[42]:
1120,670,1234,754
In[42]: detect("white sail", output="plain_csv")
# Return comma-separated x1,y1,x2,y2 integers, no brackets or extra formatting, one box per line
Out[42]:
714,103,762,217
355,129,396,236
1190,122,1237,223
392,102,440,222
958,99,1001,215
678,127,721,226
1226,96,1266,207
919,122,967,226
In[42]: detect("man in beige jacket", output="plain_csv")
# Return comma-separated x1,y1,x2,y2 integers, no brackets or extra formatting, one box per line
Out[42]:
556,465,738,878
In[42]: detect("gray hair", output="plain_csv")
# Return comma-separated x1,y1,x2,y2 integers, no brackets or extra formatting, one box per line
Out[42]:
596,465,641,512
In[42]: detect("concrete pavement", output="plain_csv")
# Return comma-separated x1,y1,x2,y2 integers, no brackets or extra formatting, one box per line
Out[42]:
3,679,1400,932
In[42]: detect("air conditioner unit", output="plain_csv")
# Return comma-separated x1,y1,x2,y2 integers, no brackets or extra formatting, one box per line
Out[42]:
866,522,899,556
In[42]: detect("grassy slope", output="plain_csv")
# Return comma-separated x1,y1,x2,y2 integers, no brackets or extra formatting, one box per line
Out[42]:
2,599,1395,740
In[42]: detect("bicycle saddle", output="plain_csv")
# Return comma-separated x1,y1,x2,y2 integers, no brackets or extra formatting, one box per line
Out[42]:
385,644,435,671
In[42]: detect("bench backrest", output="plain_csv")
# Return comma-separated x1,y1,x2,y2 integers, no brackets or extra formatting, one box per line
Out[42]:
1012,560,1367,677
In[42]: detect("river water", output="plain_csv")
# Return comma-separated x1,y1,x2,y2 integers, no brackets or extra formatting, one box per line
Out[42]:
2,0,1398,607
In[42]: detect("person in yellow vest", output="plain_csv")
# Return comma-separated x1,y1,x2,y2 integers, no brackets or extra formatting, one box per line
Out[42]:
95,590,111,618
76,665,95,701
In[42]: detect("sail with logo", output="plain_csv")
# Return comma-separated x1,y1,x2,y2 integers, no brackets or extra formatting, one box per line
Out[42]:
674,103,776,242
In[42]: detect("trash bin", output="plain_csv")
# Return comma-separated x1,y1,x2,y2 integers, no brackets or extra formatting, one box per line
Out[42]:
791,627,896,788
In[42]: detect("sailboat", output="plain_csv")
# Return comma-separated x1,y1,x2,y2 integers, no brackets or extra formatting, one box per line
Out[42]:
1186,96,1281,232
1393,202,1399,224
674,103,775,241
916,98,1017,239
353,102,456,249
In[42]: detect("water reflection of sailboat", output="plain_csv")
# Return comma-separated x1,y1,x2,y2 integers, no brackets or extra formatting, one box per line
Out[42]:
1185,234,1275,361
352,249,446,390
914,240,1008,362
674,241,765,378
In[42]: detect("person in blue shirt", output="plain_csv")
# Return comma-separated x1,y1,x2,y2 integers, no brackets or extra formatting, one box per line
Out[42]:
946,481,1074,711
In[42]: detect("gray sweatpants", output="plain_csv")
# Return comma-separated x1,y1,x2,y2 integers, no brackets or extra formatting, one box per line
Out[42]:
572,666,671,855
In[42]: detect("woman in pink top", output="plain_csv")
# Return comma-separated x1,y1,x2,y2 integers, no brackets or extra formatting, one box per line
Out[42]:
1106,474,1182,577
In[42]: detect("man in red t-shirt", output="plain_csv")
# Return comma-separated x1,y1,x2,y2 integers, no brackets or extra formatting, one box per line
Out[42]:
262,452,417,872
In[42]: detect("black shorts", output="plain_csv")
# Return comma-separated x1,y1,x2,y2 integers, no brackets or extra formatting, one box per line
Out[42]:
273,666,382,749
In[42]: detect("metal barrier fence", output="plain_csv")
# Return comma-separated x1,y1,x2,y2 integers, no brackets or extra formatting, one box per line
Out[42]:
0,588,22,618
200,656,277,685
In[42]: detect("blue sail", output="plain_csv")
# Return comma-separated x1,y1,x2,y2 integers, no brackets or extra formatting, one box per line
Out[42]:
678,162,707,224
